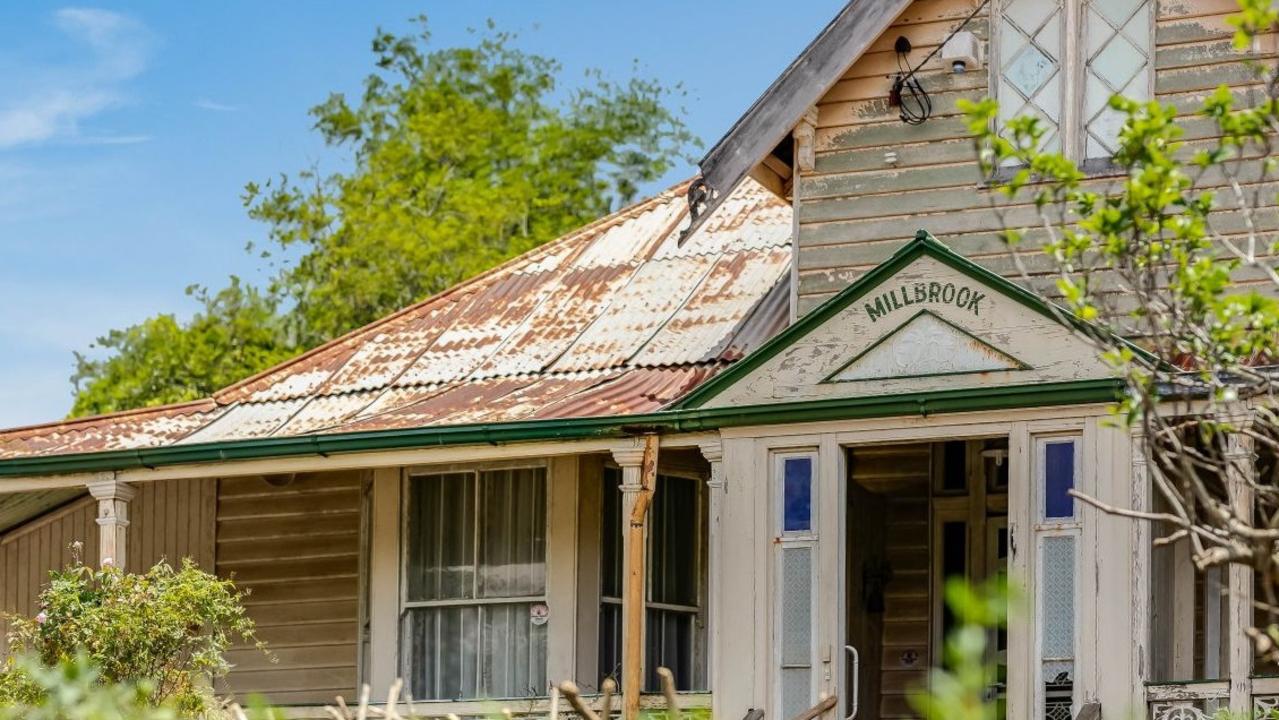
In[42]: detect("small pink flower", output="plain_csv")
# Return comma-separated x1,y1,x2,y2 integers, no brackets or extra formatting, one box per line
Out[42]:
34,612,46,625
101,557,114,567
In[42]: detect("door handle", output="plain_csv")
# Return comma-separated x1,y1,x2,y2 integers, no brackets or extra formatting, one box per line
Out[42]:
845,644,859,720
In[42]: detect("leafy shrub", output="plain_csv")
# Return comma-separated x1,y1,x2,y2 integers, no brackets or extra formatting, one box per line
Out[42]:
0,653,175,720
0,554,264,716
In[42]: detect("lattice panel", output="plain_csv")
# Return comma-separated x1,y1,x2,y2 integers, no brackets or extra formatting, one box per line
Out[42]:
1149,701,1211,720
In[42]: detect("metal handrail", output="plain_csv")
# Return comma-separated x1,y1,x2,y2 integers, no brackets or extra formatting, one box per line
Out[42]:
845,645,860,720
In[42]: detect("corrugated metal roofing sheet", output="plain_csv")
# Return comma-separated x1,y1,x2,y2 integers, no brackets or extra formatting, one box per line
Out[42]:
0,177,792,460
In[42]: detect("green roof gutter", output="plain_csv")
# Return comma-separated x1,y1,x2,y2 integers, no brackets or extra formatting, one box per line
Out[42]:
0,378,1122,479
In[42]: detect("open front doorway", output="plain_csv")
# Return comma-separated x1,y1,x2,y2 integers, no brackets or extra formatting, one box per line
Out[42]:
844,439,1011,720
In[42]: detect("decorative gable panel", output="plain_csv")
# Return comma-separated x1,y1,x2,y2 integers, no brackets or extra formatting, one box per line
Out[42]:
827,310,1028,382
680,232,1124,410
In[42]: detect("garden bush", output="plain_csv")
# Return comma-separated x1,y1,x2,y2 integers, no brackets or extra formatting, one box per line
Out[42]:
0,551,264,716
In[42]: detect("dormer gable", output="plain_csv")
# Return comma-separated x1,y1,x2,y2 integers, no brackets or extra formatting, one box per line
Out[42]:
676,231,1128,410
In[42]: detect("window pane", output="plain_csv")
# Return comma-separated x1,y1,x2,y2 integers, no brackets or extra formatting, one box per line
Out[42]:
403,603,546,700
650,476,698,606
599,601,622,685
406,472,475,601
479,468,547,598
483,602,549,698
781,546,813,666
599,474,703,690
1043,441,1076,519
781,668,812,720
783,457,813,532
1082,0,1153,157
646,608,696,691
601,468,623,599
998,0,1064,154
1040,535,1076,719
403,605,479,700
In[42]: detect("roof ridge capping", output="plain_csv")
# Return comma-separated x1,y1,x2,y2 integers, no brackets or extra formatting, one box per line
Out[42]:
671,229,1148,409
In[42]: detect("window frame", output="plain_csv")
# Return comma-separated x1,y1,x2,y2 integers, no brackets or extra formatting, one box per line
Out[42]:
772,449,820,720
597,465,709,691
398,460,551,701
1030,434,1083,720
991,0,1156,164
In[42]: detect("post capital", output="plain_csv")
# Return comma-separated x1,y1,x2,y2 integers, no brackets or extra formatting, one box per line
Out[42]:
610,440,648,469
87,477,136,503
697,440,723,464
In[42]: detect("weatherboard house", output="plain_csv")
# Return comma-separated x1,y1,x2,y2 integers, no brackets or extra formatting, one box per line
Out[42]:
0,1,1262,719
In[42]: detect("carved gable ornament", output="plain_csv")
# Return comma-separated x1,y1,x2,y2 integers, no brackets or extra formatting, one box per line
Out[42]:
678,232,1120,410
827,309,1028,382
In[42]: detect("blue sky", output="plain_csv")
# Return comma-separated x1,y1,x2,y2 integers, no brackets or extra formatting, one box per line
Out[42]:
0,1,845,428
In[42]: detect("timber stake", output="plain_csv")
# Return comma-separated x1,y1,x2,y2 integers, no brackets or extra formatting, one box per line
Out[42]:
623,434,659,720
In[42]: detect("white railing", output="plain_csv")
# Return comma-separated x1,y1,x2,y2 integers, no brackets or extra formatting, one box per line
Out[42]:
1146,680,1279,720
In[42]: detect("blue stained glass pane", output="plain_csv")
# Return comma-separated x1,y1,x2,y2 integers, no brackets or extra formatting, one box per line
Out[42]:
1044,441,1075,519
783,458,813,532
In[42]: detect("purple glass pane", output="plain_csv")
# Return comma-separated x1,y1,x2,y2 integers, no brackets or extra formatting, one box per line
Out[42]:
1044,441,1075,519
783,457,813,532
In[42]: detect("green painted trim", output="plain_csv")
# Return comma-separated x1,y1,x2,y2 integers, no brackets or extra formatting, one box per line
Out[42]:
820,308,1031,384
674,230,1151,409
0,378,1122,479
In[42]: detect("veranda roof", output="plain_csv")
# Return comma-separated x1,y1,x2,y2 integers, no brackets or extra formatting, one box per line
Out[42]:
0,179,792,467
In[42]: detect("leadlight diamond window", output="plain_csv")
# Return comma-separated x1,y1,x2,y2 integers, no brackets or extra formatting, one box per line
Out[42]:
1083,0,1153,157
998,0,1063,153
996,0,1153,161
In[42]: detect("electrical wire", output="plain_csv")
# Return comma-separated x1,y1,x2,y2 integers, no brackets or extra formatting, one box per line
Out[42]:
892,0,992,125
894,50,932,125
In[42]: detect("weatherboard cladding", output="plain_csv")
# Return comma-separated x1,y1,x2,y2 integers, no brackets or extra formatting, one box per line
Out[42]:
0,178,791,461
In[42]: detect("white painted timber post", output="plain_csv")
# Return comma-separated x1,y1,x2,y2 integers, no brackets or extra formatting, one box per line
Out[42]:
86,476,135,570
1226,429,1256,714
611,439,650,704
698,440,725,693
1130,427,1152,715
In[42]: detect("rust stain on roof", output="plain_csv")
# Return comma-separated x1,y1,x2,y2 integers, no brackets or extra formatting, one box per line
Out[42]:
0,178,792,460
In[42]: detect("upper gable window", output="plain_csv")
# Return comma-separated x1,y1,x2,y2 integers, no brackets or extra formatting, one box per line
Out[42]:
996,0,1153,160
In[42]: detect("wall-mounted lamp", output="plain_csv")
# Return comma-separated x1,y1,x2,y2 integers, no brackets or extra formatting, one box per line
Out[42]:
941,30,981,74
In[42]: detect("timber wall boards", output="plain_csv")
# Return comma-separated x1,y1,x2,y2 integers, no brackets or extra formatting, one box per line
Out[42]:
216,471,362,707
848,444,932,720
796,0,1275,317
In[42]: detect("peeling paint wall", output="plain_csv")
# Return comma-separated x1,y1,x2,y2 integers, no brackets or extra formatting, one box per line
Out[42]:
797,0,1272,314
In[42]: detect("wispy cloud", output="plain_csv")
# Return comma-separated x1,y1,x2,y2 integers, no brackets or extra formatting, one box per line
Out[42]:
193,98,239,113
0,8,154,149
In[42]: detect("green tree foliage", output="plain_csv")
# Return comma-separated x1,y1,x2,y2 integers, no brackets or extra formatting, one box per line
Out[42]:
70,279,293,417
909,578,1011,720
69,18,694,416
0,555,263,716
0,655,175,720
248,18,694,346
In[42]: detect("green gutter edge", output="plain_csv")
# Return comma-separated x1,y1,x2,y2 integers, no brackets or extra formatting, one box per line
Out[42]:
0,378,1122,478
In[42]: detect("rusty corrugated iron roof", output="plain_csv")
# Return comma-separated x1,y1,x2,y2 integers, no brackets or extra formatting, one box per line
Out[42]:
0,178,791,461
